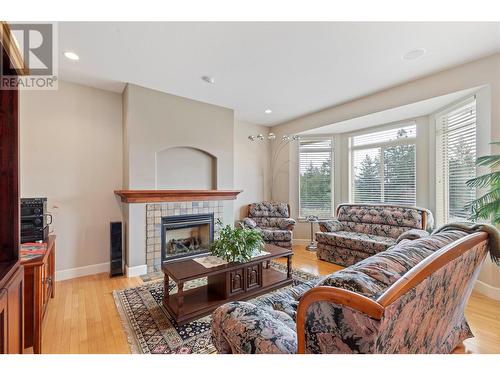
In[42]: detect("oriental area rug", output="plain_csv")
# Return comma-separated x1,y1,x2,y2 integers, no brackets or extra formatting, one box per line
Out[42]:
113,262,318,354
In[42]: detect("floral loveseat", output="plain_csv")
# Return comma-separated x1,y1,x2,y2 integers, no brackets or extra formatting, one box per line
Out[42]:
211,228,491,353
316,204,434,267
243,202,296,249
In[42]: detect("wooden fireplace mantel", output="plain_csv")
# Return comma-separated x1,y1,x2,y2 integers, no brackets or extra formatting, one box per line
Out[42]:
114,189,242,203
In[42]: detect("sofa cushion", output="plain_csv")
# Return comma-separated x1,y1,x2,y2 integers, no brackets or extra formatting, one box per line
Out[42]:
319,219,344,232
253,217,288,228
337,204,426,229
249,202,289,218
278,218,296,230
211,301,298,354
258,228,292,242
340,221,417,239
316,229,469,299
242,217,257,228
252,279,317,320
396,229,430,243
316,231,396,254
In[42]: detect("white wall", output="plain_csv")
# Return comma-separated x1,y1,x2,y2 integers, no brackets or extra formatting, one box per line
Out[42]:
20,81,123,278
233,120,271,221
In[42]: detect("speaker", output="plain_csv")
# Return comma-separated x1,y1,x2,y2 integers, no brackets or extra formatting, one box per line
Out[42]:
110,222,123,277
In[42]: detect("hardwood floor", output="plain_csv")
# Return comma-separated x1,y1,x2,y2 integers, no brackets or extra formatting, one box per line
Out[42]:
40,246,500,354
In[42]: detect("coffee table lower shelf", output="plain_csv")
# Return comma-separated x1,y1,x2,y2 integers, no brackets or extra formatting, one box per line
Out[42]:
163,266,292,325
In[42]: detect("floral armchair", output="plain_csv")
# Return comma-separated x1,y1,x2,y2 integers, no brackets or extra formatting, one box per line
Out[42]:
242,202,296,249
316,204,434,267
211,229,491,354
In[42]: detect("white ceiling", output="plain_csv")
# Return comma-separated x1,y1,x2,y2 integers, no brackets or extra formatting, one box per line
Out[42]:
57,22,500,126
301,87,481,135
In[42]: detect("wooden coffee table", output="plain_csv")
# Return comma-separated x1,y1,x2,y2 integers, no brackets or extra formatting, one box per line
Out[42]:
162,244,293,324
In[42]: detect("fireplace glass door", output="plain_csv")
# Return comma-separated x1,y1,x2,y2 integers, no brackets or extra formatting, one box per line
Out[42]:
161,213,214,263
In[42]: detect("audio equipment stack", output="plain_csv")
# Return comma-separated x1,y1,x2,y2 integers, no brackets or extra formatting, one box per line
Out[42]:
21,198,51,243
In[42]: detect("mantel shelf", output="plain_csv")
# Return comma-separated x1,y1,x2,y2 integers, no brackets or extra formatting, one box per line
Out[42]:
114,189,242,203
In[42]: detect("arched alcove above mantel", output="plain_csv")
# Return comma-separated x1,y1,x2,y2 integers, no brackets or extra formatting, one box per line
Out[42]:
155,146,217,190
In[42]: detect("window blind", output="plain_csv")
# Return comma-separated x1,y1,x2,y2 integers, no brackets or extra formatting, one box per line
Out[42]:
351,124,416,206
299,138,333,218
436,98,477,224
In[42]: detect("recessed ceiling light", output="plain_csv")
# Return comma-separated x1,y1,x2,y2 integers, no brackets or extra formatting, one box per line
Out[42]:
402,48,426,61
264,109,272,114
64,51,80,61
201,75,215,84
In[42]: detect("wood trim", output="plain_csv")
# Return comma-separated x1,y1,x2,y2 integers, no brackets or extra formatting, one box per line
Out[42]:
421,211,427,230
114,190,242,203
376,232,488,306
296,286,384,354
0,22,29,75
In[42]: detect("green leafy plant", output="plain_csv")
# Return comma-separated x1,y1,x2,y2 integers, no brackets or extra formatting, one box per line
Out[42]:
466,141,500,225
210,220,265,263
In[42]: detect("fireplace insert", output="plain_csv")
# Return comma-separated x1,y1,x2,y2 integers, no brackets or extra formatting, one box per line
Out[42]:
161,213,214,263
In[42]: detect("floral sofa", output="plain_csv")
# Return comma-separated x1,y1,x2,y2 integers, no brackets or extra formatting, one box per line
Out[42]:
242,202,296,249
211,228,491,353
316,204,434,267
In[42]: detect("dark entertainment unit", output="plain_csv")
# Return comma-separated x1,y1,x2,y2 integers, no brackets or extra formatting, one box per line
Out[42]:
0,23,26,354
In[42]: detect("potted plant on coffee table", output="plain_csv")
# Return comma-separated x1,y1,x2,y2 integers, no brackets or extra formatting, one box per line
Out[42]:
210,220,265,263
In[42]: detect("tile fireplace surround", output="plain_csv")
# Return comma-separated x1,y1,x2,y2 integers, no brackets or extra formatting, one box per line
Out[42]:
145,201,224,274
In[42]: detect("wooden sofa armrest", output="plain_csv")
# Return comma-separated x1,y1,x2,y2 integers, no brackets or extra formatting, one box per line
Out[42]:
296,286,384,353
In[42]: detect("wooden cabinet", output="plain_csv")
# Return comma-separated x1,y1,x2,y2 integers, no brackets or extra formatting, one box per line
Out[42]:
0,264,24,354
22,235,56,354
246,264,262,291
229,268,245,295
212,263,264,298
6,267,24,354
0,289,7,353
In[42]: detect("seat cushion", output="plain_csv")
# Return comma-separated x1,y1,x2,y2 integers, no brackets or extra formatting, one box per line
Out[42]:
258,228,292,242
251,279,317,320
316,229,469,299
316,231,396,254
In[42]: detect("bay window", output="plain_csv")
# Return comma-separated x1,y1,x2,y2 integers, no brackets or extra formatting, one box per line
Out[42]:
350,123,417,206
299,138,333,218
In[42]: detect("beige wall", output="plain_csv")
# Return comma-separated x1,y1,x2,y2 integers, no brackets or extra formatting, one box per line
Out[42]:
156,147,217,189
233,120,271,221
272,52,500,292
122,84,235,269
123,84,234,190
20,81,123,277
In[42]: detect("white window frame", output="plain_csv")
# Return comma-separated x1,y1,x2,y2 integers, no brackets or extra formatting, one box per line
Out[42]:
348,121,418,205
297,135,334,220
434,95,477,225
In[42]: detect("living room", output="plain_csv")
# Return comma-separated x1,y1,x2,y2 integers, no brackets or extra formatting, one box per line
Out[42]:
1,1,500,372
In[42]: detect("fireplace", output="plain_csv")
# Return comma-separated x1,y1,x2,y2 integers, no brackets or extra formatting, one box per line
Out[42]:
161,213,214,263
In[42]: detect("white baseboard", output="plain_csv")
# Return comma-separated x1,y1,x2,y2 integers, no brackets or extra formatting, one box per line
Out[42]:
474,280,500,301
56,262,109,281
126,264,148,277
